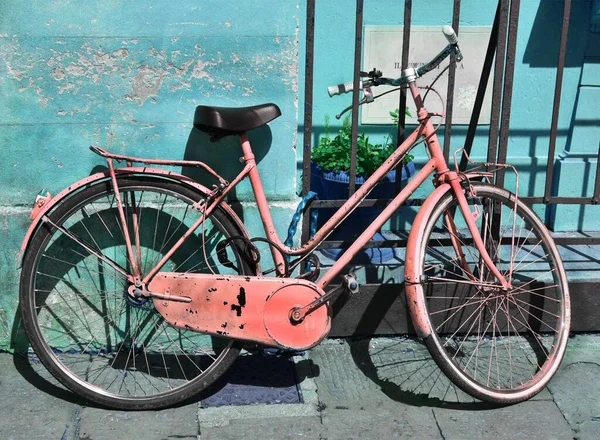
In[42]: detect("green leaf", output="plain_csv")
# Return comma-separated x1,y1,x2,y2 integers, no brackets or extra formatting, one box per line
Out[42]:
312,112,412,178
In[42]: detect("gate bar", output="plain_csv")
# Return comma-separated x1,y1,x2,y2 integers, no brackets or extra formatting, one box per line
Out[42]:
486,0,510,167
593,143,600,204
348,0,365,196
443,0,461,161
543,0,571,204
301,0,316,246
459,1,500,171
495,0,520,189
394,0,412,195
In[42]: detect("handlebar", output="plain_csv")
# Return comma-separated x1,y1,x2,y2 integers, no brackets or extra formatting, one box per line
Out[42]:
442,25,458,44
327,25,463,97
328,81,355,97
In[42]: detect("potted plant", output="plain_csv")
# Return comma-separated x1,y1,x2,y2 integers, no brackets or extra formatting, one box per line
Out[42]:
310,111,415,263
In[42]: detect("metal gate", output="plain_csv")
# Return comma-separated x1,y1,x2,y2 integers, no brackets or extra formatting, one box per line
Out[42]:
300,0,599,251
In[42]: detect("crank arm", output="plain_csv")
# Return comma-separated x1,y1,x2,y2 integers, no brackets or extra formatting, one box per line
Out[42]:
290,274,358,323
290,284,343,323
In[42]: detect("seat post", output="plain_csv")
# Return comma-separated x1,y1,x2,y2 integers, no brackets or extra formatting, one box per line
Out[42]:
238,133,288,276
239,133,255,162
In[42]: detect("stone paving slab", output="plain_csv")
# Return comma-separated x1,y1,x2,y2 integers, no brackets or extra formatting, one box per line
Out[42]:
79,405,200,440
363,337,554,403
0,354,83,440
309,338,485,407
199,410,443,440
321,407,442,440
198,415,323,440
560,334,600,365
547,335,600,439
549,363,600,440
432,401,574,440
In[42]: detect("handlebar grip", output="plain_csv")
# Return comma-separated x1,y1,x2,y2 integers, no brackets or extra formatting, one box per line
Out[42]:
442,25,458,45
328,81,354,97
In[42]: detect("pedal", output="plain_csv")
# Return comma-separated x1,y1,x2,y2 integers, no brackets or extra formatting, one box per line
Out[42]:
343,272,359,294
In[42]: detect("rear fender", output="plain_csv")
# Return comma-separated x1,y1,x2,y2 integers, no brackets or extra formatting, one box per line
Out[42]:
18,167,252,267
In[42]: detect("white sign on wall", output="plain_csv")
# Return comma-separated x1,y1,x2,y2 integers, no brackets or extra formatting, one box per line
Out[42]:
362,26,493,125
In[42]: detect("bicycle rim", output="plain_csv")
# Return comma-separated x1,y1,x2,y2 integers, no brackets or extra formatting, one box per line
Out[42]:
20,177,251,409
417,183,570,403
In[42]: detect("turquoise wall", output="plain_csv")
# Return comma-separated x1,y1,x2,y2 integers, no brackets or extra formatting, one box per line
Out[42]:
0,0,598,349
0,0,302,349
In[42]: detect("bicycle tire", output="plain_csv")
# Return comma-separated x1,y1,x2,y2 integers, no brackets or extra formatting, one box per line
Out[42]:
411,183,570,404
20,176,253,410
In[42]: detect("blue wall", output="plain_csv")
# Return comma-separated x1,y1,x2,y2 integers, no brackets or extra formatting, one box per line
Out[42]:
300,0,597,229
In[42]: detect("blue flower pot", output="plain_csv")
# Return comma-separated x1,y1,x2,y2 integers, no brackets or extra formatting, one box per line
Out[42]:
310,161,416,264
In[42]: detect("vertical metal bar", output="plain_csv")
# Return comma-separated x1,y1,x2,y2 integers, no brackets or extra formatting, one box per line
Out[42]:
491,0,519,243
394,0,412,195
543,0,571,204
487,0,509,168
593,143,600,204
348,0,364,196
459,2,500,171
495,0,520,189
301,0,316,245
443,0,461,162
478,0,506,245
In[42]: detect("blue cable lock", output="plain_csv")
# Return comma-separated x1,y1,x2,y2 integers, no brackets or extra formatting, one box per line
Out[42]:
284,191,318,263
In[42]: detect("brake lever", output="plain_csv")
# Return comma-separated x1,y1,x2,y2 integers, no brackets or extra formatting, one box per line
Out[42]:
335,84,374,120
453,45,464,63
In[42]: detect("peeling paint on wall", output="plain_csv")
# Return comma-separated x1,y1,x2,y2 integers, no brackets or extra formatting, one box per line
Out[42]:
0,36,298,119
129,66,166,106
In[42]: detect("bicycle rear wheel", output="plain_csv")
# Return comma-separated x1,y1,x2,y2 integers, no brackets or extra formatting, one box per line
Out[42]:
411,183,570,404
20,176,253,410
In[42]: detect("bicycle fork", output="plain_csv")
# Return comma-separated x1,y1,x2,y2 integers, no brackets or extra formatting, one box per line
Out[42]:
445,176,511,290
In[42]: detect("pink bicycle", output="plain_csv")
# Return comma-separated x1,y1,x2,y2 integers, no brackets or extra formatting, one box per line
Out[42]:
19,27,569,410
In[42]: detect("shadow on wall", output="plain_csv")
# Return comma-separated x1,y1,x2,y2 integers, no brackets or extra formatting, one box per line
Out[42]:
523,0,590,67
181,125,274,222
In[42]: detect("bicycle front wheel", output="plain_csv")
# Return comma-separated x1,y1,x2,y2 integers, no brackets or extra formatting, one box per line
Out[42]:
20,176,253,410
411,183,570,404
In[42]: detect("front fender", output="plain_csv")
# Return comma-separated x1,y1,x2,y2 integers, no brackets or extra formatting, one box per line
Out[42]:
18,167,251,267
405,182,454,339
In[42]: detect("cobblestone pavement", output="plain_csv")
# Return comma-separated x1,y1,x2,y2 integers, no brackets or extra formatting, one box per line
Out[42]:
1,335,598,440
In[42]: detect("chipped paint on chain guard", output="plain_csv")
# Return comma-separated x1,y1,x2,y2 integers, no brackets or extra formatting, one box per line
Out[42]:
149,273,331,350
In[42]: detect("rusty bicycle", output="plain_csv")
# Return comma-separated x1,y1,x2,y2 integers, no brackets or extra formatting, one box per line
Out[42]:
19,27,570,410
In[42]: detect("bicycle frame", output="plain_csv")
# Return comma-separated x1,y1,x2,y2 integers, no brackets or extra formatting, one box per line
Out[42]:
21,81,509,302
95,81,509,294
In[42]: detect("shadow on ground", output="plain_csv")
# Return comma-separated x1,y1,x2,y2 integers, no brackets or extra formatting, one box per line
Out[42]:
341,282,501,411
9,309,318,409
